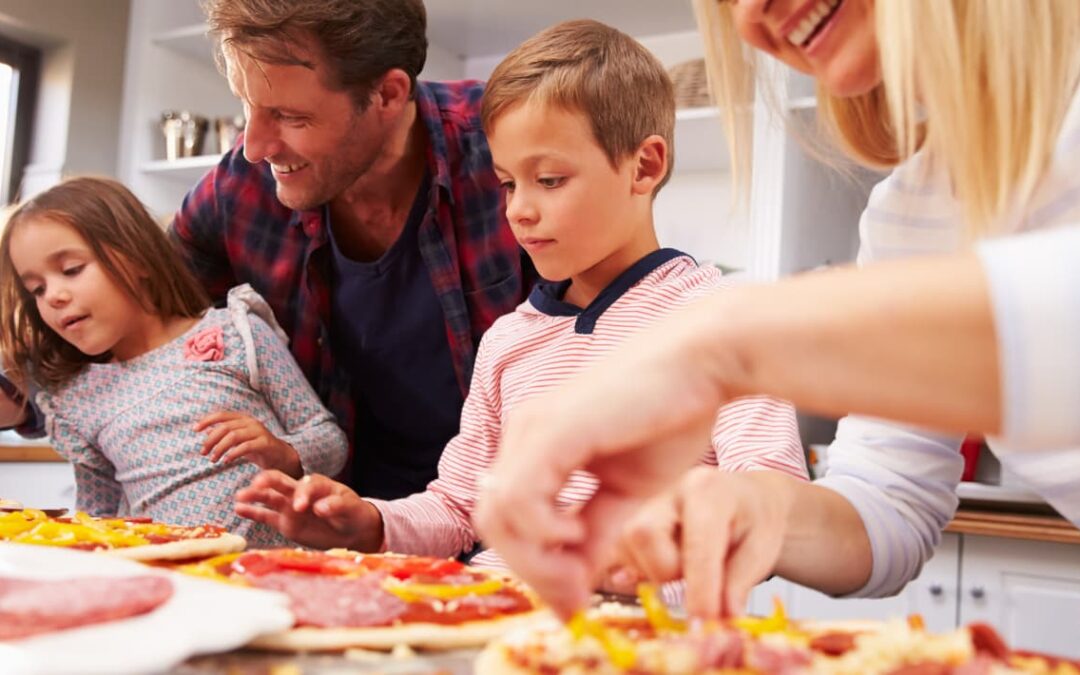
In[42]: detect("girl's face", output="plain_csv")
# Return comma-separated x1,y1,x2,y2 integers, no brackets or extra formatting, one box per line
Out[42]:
9,216,155,360
728,0,881,97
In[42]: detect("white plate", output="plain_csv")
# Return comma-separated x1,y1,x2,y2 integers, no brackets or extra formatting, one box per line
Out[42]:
0,542,294,675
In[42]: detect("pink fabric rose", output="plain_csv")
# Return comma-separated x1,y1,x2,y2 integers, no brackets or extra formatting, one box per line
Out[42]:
184,326,224,362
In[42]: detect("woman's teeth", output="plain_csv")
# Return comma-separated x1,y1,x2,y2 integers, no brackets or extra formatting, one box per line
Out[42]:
788,0,841,47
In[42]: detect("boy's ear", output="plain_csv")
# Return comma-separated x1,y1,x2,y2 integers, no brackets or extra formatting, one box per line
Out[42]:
630,135,669,196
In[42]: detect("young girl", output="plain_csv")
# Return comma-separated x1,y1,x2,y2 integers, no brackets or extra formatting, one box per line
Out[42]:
0,177,347,547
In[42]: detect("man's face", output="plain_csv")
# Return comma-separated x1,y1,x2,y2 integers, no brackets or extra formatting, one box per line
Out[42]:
225,48,387,210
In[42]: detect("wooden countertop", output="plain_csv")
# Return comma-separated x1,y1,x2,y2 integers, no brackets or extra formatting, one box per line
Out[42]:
0,443,64,462
946,508,1080,545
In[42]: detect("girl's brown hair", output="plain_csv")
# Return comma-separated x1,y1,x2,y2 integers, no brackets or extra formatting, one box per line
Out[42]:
0,177,209,391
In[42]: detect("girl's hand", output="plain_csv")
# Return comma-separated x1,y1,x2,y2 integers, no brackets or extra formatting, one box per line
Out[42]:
196,411,301,478
234,470,385,551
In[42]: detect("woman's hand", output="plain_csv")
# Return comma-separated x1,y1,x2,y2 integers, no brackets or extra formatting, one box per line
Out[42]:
612,468,797,619
234,470,385,551
196,411,301,478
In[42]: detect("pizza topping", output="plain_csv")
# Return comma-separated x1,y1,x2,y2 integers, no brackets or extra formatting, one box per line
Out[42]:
233,550,363,577
0,574,173,640
0,509,229,551
251,572,408,628
568,611,639,669
809,630,858,656
967,622,1010,660
384,577,504,602
638,583,686,634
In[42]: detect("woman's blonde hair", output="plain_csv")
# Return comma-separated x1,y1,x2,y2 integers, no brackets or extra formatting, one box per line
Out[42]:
696,0,1080,235
0,177,209,391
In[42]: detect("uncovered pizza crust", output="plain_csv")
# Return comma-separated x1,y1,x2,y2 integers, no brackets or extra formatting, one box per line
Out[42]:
474,640,533,675
249,607,551,652
106,532,246,562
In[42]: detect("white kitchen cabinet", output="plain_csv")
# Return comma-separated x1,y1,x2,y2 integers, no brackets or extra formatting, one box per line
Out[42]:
959,535,1080,658
747,531,1080,658
0,462,76,511
747,533,959,634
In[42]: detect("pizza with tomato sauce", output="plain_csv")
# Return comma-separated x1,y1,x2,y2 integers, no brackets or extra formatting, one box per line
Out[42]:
0,509,246,561
178,548,546,651
476,588,1080,675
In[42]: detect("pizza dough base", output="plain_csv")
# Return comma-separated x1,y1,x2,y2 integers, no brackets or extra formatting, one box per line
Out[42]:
105,532,247,561
249,608,551,652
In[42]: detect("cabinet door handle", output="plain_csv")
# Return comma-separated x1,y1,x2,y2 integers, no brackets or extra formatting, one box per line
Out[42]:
970,587,986,600
928,584,944,597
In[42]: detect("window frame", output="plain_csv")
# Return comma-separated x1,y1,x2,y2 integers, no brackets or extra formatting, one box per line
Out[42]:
0,33,40,204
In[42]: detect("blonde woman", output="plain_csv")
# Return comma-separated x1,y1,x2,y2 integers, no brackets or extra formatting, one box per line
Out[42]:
474,0,1080,620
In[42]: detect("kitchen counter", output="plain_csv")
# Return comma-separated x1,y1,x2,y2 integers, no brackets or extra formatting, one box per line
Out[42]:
946,508,1080,545
0,444,63,462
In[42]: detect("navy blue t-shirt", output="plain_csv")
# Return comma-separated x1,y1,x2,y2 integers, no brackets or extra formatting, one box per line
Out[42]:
327,172,463,499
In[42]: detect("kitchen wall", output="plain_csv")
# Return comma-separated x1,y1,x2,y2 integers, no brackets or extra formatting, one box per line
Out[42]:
0,0,130,197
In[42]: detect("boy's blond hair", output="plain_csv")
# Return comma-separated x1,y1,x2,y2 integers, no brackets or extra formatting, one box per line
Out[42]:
481,19,676,193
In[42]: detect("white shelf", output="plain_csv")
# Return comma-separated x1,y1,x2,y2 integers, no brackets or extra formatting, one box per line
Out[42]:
151,24,215,68
673,107,728,173
141,155,222,183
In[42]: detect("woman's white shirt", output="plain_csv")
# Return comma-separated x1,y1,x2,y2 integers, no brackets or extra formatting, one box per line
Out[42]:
816,85,1080,597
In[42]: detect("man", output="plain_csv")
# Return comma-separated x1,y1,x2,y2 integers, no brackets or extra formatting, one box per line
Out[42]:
166,0,531,499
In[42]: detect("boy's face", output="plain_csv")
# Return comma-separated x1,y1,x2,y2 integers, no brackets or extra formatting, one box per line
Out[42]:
489,102,658,285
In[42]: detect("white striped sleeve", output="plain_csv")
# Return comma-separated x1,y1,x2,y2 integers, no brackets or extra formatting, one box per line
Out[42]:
366,340,503,558
711,396,808,480
815,416,963,597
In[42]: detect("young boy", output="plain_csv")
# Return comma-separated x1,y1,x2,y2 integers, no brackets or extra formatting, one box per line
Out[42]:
235,19,807,569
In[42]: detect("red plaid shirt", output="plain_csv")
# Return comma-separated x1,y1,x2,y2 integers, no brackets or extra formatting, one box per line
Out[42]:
169,80,532,457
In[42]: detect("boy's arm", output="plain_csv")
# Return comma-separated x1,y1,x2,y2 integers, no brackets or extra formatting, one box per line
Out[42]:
710,395,808,479
367,339,504,558
247,315,348,478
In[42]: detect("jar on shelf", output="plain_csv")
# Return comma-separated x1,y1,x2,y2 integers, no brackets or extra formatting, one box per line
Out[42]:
160,110,209,161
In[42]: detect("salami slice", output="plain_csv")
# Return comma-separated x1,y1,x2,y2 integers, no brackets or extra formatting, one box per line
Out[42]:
251,572,408,628
0,575,173,640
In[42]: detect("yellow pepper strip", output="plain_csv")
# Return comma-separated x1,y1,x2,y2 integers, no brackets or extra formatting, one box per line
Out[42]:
637,582,687,634
907,614,925,631
732,596,789,637
384,578,504,602
568,612,638,670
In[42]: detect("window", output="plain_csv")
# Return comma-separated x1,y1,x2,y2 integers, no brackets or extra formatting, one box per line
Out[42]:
0,35,39,205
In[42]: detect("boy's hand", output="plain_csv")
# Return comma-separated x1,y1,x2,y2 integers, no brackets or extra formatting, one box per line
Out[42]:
234,470,385,551
196,411,301,478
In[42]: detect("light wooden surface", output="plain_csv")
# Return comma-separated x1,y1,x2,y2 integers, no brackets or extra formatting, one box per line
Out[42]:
946,509,1080,545
0,445,64,462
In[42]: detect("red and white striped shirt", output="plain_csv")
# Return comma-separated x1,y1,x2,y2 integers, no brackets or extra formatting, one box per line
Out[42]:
368,250,807,569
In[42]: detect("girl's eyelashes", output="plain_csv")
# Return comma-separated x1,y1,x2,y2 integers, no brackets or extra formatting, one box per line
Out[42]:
500,180,516,192
538,176,566,189
61,264,85,277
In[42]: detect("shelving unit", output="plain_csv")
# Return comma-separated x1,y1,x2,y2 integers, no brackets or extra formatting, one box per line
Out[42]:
141,154,222,183
673,106,728,173
150,24,215,68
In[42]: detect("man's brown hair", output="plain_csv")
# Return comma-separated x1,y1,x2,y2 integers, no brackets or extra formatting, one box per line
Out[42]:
202,0,428,106
0,177,209,391
481,19,676,192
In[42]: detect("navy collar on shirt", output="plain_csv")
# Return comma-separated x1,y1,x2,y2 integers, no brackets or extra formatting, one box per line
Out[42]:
528,248,691,335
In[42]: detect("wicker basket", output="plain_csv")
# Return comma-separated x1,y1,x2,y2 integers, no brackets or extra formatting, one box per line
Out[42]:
668,58,711,109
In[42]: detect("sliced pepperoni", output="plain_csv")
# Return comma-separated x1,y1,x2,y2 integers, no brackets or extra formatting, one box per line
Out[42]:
809,631,858,656
251,572,407,628
0,575,173,640
968,622,1010,660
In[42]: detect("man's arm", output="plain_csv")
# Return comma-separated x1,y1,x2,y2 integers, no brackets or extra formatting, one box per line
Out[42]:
167,160,240,304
